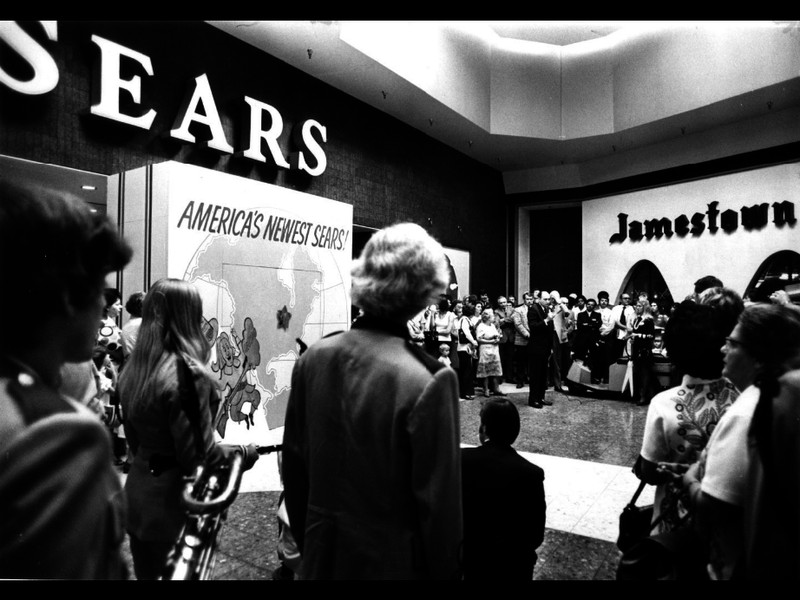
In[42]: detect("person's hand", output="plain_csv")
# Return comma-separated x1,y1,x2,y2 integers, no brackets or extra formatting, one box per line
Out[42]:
681,461,701,488
656,461,688,483
770,290,791,306
676,461,704,507
221,443,260,470
239,443,260,471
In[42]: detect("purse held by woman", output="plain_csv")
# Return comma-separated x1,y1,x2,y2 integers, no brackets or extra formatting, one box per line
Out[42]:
617,478,655,553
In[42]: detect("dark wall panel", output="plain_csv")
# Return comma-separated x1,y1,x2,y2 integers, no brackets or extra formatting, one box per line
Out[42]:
528,206,582,297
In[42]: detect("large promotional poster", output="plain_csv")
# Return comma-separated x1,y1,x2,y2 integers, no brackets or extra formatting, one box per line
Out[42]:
161,163,353,463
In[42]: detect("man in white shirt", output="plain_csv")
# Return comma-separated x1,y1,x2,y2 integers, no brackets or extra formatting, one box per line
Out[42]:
571,294,586,321
608,292,636,362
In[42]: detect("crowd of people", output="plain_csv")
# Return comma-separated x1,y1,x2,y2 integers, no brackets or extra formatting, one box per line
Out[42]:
407,285,675,407
2,178,799,581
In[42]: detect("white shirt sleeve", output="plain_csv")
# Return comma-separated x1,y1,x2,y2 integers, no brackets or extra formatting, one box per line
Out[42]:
701,392,756,507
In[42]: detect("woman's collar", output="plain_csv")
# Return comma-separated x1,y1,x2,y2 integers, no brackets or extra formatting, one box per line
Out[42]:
352,314,410,340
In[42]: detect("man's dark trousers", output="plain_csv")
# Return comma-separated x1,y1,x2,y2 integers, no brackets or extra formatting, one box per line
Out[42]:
528,345,550,405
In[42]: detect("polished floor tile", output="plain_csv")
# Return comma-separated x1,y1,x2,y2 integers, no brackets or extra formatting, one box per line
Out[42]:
123,379,654,580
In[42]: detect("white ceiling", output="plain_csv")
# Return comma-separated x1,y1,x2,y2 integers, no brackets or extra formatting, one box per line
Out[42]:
485,20,627,45
209,20,800,177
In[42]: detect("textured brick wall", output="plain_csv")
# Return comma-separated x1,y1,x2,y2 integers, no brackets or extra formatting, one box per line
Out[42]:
0,21,509,297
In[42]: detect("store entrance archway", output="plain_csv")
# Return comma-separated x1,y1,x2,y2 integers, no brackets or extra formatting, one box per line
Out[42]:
744,250,800,302
618,259,674,310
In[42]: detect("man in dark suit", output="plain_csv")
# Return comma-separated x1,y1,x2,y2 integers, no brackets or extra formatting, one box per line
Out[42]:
461,398,546,580
527,290,555,408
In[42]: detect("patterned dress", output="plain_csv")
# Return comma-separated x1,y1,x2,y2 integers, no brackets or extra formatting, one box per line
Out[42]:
475,322,503,378
640,375,740,532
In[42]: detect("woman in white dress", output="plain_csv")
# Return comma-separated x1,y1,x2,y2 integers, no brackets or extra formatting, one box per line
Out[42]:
475,307,506,397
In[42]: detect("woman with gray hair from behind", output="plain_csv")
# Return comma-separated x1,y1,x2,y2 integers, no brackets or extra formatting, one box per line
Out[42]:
282,222,463,580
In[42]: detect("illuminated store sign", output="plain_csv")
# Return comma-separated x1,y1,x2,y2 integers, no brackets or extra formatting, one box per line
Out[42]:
609,200,796,244
0,21,328,176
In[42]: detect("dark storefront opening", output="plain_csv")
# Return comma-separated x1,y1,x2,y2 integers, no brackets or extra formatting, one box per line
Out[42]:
745,250,800,302
1,155,107,214
528,205,582,296
619,259,674,310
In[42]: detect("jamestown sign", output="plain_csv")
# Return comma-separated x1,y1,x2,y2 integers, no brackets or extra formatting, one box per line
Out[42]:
609,200,797,244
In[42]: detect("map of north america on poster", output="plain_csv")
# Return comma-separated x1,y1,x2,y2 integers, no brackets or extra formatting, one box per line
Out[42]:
164,163,352,448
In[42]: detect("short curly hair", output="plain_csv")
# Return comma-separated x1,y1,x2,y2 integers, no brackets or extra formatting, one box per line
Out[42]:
736,303,800,372
125,291,146,318
697,286,744,335
351,223,448,321
664,300,730,378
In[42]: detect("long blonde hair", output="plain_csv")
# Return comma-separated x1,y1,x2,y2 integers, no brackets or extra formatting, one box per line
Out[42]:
118,278,211,403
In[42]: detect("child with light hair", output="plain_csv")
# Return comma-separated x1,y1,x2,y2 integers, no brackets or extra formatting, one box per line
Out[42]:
438,343,452,367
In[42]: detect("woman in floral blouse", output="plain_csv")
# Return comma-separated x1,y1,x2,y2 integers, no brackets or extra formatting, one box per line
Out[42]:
636,299,742,533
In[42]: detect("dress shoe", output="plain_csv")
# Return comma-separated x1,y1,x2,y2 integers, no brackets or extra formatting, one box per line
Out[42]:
528,402,543,409
541,398,553,406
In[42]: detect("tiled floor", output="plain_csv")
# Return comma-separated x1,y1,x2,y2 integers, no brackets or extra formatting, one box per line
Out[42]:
121,381,655,580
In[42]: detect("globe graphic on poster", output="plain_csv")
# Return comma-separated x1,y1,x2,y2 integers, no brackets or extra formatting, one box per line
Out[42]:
182,230,350,444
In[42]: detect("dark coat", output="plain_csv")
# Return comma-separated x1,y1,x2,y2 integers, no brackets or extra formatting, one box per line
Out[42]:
282,316,463,580
461,442,546,580
573,309,603,360
527,303,554,352
121,355,226,543
0,359,128,579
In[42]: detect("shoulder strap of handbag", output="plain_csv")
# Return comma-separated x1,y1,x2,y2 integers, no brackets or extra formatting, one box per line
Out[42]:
626,478,693,532
627,478,647,507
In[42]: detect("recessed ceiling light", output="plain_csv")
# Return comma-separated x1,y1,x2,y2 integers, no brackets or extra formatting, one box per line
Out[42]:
82,185,97,191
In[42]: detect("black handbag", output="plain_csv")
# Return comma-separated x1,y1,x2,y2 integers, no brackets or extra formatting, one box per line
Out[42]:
423,328,438,354
457,317,469,344
616,512,708,580
616,478,656,553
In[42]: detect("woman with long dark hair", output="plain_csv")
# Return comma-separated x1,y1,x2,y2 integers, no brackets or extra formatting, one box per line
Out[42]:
119,278,258,579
